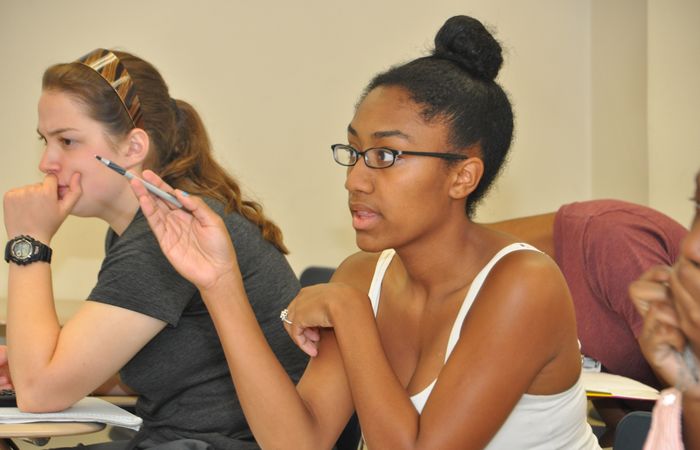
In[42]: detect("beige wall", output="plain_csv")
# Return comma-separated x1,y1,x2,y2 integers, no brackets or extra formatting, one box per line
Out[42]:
647,0,700,224
0,0,697,301
591,0,648,203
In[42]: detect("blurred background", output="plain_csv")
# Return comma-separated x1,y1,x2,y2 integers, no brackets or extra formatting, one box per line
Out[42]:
1,0,698,301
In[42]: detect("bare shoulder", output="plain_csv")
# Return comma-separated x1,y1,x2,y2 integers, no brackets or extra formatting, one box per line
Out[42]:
481,248,571,313
463,246,577,366
331,251,384,293
450,246,579,400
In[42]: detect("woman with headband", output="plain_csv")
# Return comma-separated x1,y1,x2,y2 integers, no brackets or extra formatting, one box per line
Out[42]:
132,16,600,449
2,49,307,449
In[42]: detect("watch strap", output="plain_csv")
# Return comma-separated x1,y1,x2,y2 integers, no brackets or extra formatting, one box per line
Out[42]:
4,235,52,265
33,240,53,263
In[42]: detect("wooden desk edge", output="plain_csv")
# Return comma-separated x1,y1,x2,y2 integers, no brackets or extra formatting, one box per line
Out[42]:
0,421,105,438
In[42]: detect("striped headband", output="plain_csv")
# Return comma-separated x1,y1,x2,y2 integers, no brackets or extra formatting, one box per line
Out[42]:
76,48,143,128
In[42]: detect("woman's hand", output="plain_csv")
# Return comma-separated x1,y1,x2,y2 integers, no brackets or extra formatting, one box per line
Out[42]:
672,256,700,349
0,346,13,390
630,265,699,394
629,265,673,316
130,170,239,291
283,283,368,357
3,173,81,242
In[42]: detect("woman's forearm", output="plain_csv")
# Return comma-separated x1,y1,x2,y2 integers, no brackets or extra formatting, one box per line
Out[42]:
199,273,330,450
6,263,62,408
329,297,420,450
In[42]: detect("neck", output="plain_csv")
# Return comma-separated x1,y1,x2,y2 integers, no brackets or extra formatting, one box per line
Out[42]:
101,189,141,236
391,218,504,298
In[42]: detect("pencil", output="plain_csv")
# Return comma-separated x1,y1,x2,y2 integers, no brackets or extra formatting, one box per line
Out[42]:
95,155,184,209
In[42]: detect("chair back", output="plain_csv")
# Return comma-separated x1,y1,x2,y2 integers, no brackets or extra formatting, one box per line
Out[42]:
299,266,335,287
614,410,652,450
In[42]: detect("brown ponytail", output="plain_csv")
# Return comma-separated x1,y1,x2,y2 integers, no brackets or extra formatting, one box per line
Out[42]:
42,50,288,254
158,99,288,253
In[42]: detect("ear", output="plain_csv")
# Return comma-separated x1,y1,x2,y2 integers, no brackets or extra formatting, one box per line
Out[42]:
448,156,484,200
120,128,150,169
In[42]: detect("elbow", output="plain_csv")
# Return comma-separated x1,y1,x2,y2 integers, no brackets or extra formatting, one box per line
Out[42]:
14,380,77,413
16,392,75,413
253,425,334,450
255,436,328,450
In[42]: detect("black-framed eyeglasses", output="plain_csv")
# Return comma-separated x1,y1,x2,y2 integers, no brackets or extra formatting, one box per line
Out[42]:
331,144,468,169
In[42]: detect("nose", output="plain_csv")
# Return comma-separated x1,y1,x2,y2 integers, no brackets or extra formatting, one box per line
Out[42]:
344,157,374,194
38,145,60,175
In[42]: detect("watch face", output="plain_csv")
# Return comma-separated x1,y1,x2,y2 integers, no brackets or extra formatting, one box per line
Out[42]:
12,239,33,260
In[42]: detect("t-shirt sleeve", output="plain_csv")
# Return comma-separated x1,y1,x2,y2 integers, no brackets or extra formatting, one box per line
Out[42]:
88,218,197,326
583,211,686,337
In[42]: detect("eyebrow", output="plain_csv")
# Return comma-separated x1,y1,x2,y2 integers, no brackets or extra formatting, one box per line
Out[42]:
347,124,412,141
36,127,80,137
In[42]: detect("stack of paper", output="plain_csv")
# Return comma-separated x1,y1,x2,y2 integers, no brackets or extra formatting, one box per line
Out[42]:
0,397,142,430
581,372,660,401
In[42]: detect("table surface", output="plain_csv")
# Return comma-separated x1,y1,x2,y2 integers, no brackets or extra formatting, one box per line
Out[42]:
0,421,105,439
0,395,136,447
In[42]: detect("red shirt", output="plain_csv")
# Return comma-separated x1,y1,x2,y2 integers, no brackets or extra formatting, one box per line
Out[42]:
554,200,688,388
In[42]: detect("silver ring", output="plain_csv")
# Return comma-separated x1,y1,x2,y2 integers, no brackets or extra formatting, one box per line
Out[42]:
280,308,292,325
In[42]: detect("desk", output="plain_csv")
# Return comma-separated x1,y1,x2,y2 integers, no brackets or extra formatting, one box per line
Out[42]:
0,396,138,449
0,422,104,449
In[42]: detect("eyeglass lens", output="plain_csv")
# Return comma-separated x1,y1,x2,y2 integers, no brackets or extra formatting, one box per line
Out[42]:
333,145,395,168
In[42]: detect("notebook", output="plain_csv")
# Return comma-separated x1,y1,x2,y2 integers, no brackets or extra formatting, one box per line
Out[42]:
0,396,142,430
581,371,659,401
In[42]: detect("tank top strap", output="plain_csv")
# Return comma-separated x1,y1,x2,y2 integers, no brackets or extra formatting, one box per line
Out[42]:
368,249,396,315
443,243,541,361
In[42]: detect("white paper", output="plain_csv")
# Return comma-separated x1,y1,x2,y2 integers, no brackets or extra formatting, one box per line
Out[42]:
581,371,660,401
0,397,142,430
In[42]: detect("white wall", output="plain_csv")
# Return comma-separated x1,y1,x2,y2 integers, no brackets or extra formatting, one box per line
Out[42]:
647,0,700,224
0,0,696,301
591,0,648,203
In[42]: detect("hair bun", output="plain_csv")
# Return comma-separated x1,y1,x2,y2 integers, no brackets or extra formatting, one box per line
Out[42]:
433,15,503,81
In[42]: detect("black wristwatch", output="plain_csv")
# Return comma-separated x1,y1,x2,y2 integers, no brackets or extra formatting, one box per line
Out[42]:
4,235,52,265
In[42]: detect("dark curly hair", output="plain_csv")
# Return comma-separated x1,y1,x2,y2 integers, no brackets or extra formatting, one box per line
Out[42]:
361,15,514,217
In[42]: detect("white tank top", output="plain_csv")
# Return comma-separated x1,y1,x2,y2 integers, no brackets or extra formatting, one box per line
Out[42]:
367,243,601,449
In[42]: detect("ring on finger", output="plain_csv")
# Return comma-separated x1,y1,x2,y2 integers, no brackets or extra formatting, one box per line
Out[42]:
280,308,292,325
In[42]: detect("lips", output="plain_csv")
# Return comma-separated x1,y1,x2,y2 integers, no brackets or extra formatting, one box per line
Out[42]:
349,202,381,230
57,185,69,199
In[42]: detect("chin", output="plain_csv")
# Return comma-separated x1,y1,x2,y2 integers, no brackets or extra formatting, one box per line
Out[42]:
355,234,391,254
67,202,93,219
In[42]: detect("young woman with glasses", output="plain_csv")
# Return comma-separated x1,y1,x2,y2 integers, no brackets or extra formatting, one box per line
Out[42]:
131,15,600,449
2,49,306,449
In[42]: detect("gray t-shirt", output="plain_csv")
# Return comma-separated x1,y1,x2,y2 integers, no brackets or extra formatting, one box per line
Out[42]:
88,201,307,449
